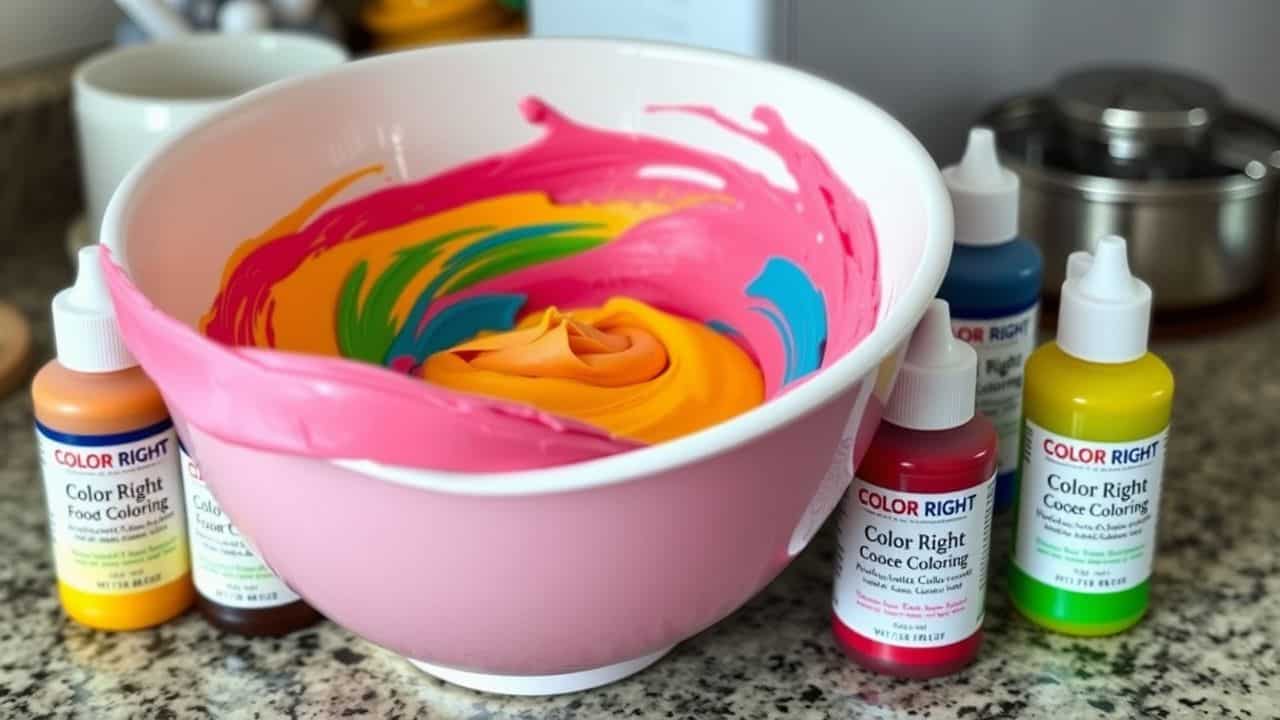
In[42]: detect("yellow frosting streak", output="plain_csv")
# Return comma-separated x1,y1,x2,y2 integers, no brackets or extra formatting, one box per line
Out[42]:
421,297,764,443
262,193,669,355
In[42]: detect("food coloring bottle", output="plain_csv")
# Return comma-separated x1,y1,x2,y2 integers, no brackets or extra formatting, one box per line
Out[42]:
32,246,193,630
833,299,997,679
1009,235,1173,636
182,445,322,635
938,127,1043,513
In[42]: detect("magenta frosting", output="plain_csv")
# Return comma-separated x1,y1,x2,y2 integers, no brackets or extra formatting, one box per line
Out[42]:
105,99,879,471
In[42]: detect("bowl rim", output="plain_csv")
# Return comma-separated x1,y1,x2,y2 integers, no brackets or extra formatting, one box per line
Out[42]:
103,37,953,497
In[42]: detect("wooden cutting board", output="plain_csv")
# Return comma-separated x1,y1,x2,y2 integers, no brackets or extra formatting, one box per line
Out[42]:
0,301,33,399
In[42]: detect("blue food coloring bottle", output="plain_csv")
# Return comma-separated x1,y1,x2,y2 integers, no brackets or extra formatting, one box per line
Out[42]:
938,128,1043,513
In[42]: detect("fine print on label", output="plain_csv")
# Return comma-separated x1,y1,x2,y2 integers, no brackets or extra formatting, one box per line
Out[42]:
952,305,1038,477
1014,421,1167,594
833,476,995,648
38,421,188,595
181,447,300,609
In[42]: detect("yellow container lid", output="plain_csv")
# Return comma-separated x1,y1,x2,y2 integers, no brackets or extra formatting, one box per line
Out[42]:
363,0,512,35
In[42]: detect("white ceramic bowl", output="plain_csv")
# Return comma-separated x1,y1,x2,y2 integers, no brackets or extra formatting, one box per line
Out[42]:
102,39,952,695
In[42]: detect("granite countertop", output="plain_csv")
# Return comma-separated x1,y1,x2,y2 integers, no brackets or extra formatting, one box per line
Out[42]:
2,222,1278,720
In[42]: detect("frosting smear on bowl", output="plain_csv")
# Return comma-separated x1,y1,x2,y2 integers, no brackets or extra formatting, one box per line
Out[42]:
197,97,878,455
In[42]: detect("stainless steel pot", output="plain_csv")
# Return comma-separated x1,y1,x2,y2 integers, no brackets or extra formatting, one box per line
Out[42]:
1051,66,1225,180
982,94,1280,310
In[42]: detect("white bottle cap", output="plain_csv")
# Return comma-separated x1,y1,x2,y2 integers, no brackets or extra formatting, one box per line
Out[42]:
52,246,136,373
884,299,977,431
1057,235,1152,364
942,127,1020,247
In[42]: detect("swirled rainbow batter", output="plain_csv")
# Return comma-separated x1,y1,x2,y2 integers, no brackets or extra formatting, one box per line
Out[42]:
422,298,763,443
200,98,878,448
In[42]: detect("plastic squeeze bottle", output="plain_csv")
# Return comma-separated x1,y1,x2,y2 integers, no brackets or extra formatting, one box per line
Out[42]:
939,127,1043,514
32,246,193,630
833,299,997,679
182,445,322,635
1009,236,1173,636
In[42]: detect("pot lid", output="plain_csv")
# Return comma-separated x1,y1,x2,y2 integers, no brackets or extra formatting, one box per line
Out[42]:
979,93,1280,195
1052,66,1225,143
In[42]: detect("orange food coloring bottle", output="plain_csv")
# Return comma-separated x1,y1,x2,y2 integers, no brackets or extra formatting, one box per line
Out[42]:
32,246,193,630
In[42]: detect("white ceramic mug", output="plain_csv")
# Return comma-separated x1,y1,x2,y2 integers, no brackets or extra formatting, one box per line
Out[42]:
73,32,347,243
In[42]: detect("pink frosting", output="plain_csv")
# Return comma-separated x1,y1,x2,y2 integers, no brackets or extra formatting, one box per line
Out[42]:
104,99,879,471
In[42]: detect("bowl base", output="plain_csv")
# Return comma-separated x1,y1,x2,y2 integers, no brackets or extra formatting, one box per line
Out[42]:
409,645,673,695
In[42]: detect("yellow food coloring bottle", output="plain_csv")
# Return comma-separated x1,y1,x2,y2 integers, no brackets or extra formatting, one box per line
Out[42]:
1009,235,1174,636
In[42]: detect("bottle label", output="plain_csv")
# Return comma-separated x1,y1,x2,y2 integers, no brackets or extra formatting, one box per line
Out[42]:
1013,421,1166,594
952,304,1038,477
180,447,301,609
833,475,995,648
37,419,188,595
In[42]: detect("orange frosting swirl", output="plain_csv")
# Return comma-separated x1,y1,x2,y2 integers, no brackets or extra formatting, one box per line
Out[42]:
421,297,764,443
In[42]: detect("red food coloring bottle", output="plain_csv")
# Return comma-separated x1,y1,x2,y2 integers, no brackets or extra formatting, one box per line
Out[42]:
832,299,997,679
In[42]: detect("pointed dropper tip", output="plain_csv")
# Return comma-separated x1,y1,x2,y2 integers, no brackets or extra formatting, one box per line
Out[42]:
1065,250,1093,281
69,245,110,311
1078,235,1137,301
955,127,1002,185
907,299,959,367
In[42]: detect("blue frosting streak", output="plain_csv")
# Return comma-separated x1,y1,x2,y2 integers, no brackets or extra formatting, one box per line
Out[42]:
406,293,527,361
746,257,828,386
706,320,740,337
444,222,602,269
749,305,794,382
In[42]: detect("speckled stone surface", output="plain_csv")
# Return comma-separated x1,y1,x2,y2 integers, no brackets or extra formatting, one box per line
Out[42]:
4,224,1279,719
